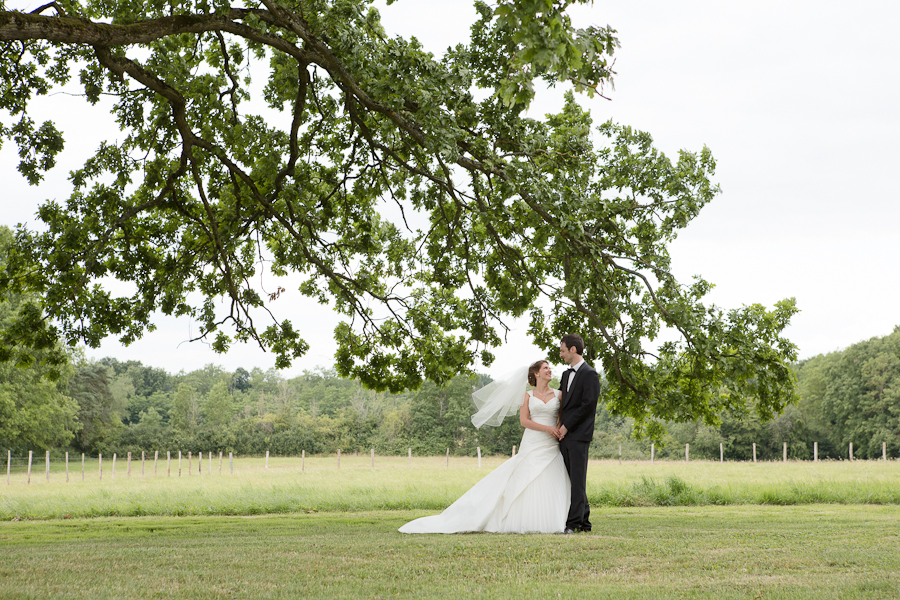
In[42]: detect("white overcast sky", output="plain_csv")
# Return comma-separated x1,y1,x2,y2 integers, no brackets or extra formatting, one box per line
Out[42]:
2,0,898,379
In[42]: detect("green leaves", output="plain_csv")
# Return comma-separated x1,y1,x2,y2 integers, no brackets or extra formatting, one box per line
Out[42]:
473,0,619,108
9,117,64,185
0,0,798,435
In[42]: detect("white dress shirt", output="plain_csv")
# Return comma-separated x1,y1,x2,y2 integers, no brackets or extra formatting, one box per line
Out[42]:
566,358,584,391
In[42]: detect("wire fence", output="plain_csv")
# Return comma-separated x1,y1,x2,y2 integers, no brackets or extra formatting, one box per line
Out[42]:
3,440,896,485
2,449,236,483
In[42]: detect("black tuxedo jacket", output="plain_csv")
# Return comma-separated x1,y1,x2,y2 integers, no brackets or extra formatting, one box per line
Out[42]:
559,361,600,443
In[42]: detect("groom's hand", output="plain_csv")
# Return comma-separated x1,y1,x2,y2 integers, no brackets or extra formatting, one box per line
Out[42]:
559,424,568,440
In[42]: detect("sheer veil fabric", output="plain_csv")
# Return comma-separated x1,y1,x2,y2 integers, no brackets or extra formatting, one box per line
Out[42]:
399,370,570,534
470,365,529,428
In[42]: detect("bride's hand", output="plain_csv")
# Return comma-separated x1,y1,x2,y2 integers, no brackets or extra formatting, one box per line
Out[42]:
548,426,561,439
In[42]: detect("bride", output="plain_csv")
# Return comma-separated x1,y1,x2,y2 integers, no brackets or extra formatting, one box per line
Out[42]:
399,360,570,534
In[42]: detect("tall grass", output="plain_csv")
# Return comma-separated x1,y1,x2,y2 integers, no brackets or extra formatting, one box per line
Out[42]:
2,455,898,520
590,460,900,507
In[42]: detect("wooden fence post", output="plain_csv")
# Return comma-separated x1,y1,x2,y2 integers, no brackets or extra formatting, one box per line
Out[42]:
45,450,50,482
884,442,888,461
371,448,375,469
685,443,689,462
752,443,756,463
99,453,102,481
720,443,724,463
408,447,411,467
178,451,182,476
446,448,450,467
337,449,341,469
167,451,171,476
477,446,482,468
127,452,131,477
187,452,191,475
27,450,32,484
199,452,202,475
619,444,622,462
229,452,234,474
154,451,159,476
219,451,223,475
265,450,269,469
66,452,69,483
81,453,85,481
814,442,818,462
849,442,853,461
142,451,145,476
512,445,516,457
783,442,787,462
651,443,655,464
301,450,304,472
112,453,116,478
7,450,11,485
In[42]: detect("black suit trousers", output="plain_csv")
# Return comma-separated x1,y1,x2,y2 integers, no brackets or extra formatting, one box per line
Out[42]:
560,437,591,531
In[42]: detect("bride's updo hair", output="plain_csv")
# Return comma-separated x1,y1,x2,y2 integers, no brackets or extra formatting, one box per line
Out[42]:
527,360,548,387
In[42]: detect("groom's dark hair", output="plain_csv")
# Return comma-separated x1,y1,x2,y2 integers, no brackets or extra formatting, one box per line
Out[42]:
561,334,584,355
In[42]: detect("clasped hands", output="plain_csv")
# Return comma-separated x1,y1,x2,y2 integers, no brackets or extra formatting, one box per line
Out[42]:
549,424,568,440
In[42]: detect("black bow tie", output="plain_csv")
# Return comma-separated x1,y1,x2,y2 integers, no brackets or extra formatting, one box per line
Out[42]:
566,368,576,373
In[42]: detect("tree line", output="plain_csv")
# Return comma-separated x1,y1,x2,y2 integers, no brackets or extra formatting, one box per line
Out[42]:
3,325,898,460
636,325,900,461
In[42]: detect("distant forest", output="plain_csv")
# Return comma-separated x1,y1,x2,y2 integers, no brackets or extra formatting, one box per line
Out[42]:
3,326,899,460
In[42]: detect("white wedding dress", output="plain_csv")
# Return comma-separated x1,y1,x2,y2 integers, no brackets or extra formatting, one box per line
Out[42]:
399,391,570,534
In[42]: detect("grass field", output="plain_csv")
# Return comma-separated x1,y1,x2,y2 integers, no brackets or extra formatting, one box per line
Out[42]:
3,458,900,598
1,506,899,599
2,455,899,520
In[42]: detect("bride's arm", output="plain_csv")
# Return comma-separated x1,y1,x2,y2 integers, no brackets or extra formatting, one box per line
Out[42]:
520,394,560,437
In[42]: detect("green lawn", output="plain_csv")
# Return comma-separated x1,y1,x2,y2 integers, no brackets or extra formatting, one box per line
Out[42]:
3,459,900,598
2,456,899,519
1,506,899,599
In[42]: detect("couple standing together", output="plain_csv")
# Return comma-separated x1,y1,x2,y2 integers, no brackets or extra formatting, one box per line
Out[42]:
399,334,599,534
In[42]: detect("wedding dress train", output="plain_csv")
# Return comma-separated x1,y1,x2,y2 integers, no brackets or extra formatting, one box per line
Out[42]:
399,391,570,534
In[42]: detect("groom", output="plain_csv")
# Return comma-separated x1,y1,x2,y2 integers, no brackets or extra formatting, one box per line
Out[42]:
558,333,600,534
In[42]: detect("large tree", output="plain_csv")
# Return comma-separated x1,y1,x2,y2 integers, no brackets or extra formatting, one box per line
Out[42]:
67,362,124,452
0,225,81,451
0,0,797,437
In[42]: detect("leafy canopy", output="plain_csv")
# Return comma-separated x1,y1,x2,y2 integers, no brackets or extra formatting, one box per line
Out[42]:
0,0,798,437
